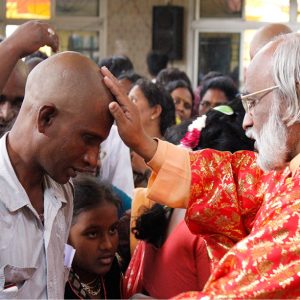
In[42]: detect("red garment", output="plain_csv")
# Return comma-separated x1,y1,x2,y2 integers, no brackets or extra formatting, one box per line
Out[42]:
145,140,300,298
180,149,300,298
123,220,211,299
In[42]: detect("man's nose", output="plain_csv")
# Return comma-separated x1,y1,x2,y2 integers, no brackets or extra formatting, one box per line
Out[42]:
242,112,253,131
83,147,99,168
0,102,14,121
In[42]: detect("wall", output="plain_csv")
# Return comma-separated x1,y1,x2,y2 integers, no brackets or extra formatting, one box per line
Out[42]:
104,0,189,78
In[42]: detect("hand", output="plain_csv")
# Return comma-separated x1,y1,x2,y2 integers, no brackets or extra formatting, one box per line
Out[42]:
4,20,59,58
101,67,157,162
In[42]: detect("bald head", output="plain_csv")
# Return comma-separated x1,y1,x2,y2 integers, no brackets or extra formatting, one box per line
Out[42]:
250,23,292,60
23,51,114,114
8,52,115,185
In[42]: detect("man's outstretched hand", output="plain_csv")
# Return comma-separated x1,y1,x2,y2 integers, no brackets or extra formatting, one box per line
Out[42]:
101,66,158,162
5,20,59,59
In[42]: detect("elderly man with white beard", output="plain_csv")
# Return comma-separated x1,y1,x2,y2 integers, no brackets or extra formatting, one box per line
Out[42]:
101,32,300,299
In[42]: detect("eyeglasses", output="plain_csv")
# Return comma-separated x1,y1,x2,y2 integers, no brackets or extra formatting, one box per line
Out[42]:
240,85,279,113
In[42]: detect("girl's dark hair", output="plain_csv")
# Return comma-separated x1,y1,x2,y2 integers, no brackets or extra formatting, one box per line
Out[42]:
72,176,120,224
196,99,254,152
200,75,238,101
165,79,195,107
132,204,171,248
134,78,176,135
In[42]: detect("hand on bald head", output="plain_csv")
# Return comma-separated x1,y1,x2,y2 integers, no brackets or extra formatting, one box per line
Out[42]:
23,51,114,114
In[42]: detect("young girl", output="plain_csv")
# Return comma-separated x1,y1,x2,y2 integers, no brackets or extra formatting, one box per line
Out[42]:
65,176,122,299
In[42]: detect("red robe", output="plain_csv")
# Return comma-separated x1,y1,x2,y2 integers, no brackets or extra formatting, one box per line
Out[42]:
146,141,300,299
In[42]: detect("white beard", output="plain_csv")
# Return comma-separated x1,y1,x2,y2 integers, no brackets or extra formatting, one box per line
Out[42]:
246,111,288,172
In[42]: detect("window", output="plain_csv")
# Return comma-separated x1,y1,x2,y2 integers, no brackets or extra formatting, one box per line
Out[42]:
56,0,99,17
1,0,103,62
245,0,289,22
198,32,240,84
189,0,299,88
199,0,242,18
58,30,99,62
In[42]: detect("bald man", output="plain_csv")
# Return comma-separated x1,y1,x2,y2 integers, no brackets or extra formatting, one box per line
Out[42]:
0,40,114,299
249,23,292,59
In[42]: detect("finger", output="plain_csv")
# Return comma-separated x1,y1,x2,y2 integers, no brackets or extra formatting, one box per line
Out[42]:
109,101,128,124
50,33,59,52
100,66,119,85
103,73,132,107
46,27,59,52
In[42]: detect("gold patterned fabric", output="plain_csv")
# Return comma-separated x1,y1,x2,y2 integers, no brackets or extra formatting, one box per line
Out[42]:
174,149,300,298
146,141,300,298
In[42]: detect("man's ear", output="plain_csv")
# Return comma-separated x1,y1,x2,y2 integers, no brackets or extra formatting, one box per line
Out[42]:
37,105,58,133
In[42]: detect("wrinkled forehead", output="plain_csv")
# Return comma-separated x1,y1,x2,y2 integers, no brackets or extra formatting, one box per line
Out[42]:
246,43,276,91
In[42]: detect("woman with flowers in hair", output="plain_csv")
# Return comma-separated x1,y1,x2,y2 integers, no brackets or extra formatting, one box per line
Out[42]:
124,100,253,299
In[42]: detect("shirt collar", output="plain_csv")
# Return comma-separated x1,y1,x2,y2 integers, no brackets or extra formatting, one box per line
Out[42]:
0,133,69,212
289,152,300,176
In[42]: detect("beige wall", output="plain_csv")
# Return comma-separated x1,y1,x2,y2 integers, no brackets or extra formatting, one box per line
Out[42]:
104,0,189,78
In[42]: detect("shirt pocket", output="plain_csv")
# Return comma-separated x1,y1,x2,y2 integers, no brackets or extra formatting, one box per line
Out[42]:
0,210,18,251
0,264,37,298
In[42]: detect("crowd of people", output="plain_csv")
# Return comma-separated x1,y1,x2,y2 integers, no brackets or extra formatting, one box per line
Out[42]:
1,19,300,300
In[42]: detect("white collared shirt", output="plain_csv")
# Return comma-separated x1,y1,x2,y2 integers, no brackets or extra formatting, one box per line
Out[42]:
0,133,73,299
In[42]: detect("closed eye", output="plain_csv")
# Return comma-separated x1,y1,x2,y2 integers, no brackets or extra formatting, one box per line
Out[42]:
83,134,102,145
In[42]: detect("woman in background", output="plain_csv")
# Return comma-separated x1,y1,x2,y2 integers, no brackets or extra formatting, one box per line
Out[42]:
198,75,238,116
165,79,194,123
128,78,175,188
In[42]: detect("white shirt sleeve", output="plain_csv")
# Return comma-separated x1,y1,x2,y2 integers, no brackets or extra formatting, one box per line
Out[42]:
99,124,134,198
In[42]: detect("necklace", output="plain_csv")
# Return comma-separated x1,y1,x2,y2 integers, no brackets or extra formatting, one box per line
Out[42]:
84,276,98,286
81,277,101,296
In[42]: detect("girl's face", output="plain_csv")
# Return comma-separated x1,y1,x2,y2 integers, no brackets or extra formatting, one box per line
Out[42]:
69,202,119,281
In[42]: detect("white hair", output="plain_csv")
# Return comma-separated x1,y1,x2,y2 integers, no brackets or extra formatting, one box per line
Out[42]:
246,91,288,171
272,33,300,126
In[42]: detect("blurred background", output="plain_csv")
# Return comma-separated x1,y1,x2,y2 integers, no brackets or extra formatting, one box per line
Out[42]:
0,0,299,88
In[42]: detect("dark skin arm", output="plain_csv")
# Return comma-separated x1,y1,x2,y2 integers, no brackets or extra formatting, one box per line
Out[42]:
101,66,158,161
0,20,59,93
